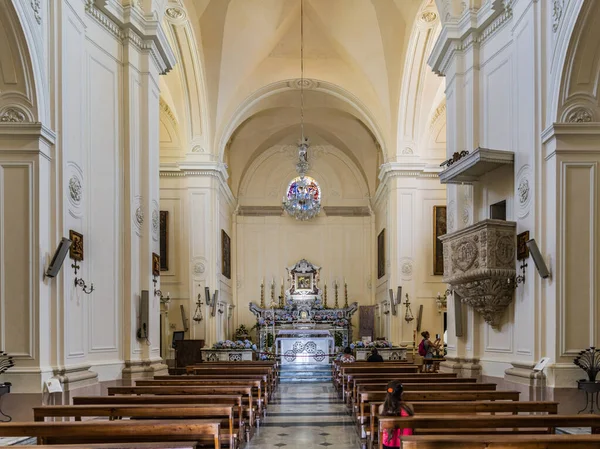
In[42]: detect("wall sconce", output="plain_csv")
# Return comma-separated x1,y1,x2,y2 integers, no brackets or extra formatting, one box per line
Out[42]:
403,294,414,323
218,303,225,315
511,261,527,287
436,289,451,313
159,292,171,305
388,286,402,316
72,262,94,294
193,293,203,323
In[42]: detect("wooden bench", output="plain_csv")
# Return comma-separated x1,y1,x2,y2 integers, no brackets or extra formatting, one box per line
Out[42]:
400,434,600,449
33,405,237,448
16,444,198,449
107,386,259,427
154,374,270,401
347,376,477,404
367,401,559,448
73,395,245,439
0,420,221,448
184,367,276,392
136,379,266,410
377,414,600,449
336,365,420,391
350,382,496,407
357,391,521,431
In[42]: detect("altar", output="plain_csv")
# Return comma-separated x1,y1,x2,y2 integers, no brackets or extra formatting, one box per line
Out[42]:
249,259,358,360
276,330,334,365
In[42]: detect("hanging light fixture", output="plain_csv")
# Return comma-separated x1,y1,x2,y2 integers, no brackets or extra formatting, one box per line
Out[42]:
282,0,322,221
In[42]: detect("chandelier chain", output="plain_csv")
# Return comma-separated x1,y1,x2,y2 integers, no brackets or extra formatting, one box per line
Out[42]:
300,0,305,141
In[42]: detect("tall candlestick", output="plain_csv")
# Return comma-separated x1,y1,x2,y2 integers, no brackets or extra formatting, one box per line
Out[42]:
323,284,328,309
260,282,265,308
334,282,339,309
280,282,284,308
344,281,348,308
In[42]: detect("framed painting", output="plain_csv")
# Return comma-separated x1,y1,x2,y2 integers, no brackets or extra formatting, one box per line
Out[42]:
517,230,530,260
296,274,313,291
69,230,84,261
159,211,168,271
221,230,231,279
377,229,385,279
433,206,447,275
152,252,160,277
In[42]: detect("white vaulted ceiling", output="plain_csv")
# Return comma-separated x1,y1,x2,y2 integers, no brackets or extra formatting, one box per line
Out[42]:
160,0,444,200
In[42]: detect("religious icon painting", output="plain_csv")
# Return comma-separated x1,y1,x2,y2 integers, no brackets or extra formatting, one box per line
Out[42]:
433,206,447,275
221,230,231,279
152,252,160,277
377,229,385,279
69,230,84,261
517,231,530,260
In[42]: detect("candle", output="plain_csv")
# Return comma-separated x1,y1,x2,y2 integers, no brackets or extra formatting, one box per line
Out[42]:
344,277,347,285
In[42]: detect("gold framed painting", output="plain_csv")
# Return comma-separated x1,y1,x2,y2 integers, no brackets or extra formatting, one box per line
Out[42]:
517,230,530,260
433,206,447,275
152,252,160,277
296,274,313,291
69,230,84,261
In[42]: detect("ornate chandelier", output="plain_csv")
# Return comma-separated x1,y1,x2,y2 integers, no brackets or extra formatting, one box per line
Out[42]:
282,0,321,221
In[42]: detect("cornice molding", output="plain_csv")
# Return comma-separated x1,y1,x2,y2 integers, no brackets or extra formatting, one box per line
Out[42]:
85,1,176,74
374,162,442,204
428,1,513,76
160,162,235,206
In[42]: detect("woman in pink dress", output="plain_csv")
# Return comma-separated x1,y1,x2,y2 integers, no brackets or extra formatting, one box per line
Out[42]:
378,381,414,448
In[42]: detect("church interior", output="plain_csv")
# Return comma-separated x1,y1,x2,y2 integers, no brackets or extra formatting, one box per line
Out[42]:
0,0,600,447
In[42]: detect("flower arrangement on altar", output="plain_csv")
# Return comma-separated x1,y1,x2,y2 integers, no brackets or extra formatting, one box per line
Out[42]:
332,318,349,327
350,340,393,349
212,339,258,351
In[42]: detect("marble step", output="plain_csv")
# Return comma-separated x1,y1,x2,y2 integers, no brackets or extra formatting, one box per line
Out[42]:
280,363,332,371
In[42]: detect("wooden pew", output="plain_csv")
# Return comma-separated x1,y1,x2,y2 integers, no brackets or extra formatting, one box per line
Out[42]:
136,379,266,410
357,391,521,431
107,386,259,427
350,381,493,407
336,365,420,392
154,374,270,400
16,445,197,449
0,420,221,449
343,372,463,399
73,395,245,439
185,367,276,392
33,405,237,448
367,401,559,448
377,414,600,449
401,434,600,449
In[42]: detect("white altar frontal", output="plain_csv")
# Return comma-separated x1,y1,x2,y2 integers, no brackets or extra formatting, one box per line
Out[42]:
276,330,333,365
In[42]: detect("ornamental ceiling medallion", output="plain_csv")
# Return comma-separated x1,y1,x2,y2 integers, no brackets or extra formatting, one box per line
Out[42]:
440,219,517,328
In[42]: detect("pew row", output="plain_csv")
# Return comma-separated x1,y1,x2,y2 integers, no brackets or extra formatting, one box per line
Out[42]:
400,434,600,449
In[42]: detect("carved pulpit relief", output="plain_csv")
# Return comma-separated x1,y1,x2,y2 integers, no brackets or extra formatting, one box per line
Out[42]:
440,219,517,328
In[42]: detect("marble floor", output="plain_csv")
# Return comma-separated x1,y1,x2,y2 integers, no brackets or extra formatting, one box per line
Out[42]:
245,383,362,449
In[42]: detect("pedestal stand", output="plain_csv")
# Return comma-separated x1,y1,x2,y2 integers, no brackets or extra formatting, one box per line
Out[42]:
577,380,600,414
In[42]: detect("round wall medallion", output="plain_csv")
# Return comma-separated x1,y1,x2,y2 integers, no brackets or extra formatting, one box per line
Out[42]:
400,259,413,279
516,164,532,219
69,176,82,205
448,200,456,232
194,262,205,275
152,209,159,234
135,207,144,226
421,11,437,22
165,6,186,20
462,206,471,226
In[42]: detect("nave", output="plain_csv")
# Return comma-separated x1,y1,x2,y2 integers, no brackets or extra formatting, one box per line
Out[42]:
246,383,360,449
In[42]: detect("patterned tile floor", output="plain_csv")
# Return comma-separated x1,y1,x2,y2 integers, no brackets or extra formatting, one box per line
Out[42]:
244,383,362,449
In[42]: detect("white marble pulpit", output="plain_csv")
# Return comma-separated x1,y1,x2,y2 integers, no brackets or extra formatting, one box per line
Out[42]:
276,329,334,365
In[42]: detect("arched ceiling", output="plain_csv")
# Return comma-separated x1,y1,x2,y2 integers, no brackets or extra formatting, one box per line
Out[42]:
161,0,444,200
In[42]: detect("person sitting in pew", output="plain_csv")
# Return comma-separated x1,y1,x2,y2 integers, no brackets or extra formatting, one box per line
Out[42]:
379,381,414,449
367,348,384,363
340,347,356,363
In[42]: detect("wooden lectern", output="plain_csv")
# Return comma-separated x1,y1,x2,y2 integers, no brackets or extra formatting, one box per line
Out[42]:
174,339,204,368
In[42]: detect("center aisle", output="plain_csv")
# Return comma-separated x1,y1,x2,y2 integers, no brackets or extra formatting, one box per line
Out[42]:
245,383,362,449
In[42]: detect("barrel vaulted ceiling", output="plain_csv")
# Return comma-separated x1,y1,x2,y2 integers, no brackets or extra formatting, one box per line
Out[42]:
160,0,445,198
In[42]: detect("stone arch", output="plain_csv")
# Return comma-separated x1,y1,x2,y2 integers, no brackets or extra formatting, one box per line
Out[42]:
0,1,43,124
217,79,387,164
550,0,600,124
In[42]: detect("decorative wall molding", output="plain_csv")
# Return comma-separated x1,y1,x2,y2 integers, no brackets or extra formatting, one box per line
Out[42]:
165,6,186,22
152,200,159,241
30,0,41,24
440,219,517,328
0,107,28,123
447,200,456,232
133,196,143,236
564,107,594,123
516,164,532,219
552,0,564,33
400,258,414,280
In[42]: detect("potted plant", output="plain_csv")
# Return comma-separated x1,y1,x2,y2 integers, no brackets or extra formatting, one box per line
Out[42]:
235,324,250,341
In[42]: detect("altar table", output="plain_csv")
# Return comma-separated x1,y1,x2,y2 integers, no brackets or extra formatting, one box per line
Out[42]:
276,330,334,366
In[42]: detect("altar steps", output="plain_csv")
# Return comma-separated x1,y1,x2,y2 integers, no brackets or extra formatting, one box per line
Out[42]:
279,363,333,383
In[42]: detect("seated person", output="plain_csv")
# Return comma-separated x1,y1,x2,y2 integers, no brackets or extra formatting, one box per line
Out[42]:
379,381,414,448
367,348,384,362
340,346,355,363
